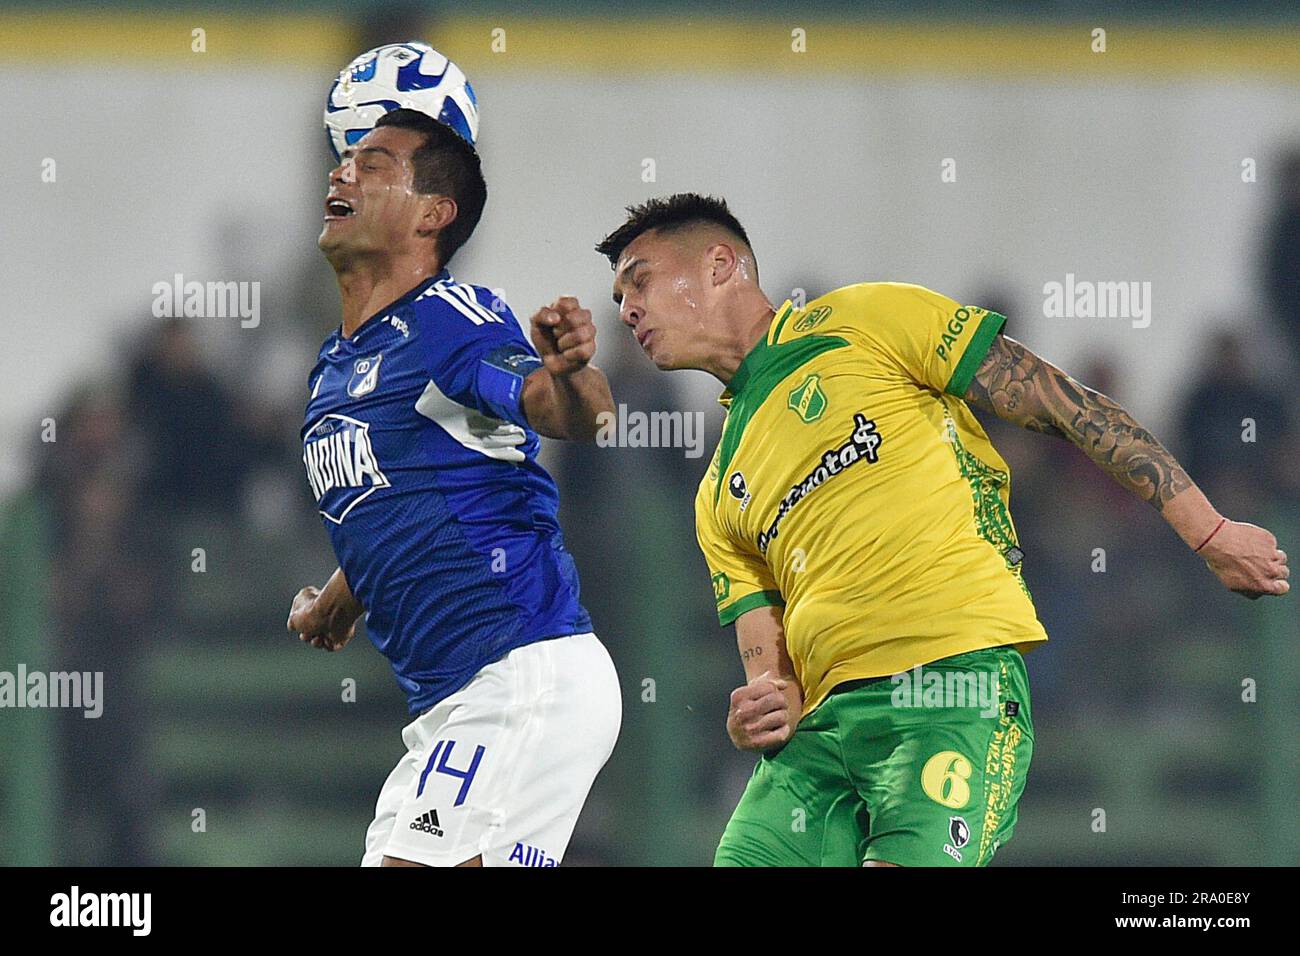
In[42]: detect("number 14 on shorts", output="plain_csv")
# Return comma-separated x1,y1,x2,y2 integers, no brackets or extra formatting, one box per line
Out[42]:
417,739,486,807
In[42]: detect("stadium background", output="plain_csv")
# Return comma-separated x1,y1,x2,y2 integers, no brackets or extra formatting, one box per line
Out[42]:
1,0,1297,865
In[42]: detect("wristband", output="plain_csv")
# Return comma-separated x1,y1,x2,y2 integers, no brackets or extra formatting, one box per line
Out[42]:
1194,517,1227,553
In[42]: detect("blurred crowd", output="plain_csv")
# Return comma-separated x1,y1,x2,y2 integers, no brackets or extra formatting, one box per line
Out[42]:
15,144,1299,865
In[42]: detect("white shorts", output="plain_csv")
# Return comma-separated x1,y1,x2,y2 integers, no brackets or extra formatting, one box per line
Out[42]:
361,632,622,867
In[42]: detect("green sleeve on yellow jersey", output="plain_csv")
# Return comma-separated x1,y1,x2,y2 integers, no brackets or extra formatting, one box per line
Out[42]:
695,482,783,626
850,283,1006,397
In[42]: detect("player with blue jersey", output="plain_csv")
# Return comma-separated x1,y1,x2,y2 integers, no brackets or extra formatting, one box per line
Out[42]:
286,109,621,867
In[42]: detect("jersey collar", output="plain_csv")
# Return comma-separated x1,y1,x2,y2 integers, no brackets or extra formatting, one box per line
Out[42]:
718,299,794,409
334,268,454,344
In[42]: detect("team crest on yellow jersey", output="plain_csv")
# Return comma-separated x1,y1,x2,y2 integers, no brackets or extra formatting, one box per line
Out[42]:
787,374,827,423
793,305,832,332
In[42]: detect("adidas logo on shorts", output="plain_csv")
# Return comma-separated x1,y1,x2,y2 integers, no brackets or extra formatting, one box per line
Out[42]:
409,810,444,837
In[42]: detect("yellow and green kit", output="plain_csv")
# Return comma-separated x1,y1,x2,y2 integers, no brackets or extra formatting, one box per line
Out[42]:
695,282,1046,866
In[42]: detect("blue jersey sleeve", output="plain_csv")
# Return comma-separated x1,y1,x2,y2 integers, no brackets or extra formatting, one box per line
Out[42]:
412,284,543,429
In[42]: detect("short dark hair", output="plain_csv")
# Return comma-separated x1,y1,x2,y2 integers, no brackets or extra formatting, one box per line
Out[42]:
375,108,486,266
595,193,753,268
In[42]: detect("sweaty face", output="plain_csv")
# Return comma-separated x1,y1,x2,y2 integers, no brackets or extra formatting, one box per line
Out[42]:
318,126,434,261
612,231,712,370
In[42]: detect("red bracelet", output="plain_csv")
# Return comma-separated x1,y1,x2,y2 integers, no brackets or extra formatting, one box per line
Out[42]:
1194,517,1228,553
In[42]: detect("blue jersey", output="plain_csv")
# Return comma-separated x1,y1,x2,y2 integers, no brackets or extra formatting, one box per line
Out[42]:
300,269,592,714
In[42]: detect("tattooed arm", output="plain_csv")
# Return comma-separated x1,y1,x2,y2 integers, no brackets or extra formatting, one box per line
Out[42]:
963,334,1289,598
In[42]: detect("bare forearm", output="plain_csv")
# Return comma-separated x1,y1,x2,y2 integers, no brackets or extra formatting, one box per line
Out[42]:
522,364,614,441
320,566,364,624
734,605,801,713
729,604,802,751
965,335,1216,547
736,619,796,683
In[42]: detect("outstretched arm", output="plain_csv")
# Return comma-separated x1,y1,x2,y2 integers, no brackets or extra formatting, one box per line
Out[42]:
963,333,1289,598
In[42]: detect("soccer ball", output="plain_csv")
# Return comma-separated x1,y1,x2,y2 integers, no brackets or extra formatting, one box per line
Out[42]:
324,41,479,161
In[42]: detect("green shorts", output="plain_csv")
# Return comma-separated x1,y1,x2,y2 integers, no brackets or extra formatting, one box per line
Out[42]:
715,645,1034,867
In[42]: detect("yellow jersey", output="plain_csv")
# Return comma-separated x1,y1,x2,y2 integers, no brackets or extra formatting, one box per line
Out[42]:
695,282,1049,717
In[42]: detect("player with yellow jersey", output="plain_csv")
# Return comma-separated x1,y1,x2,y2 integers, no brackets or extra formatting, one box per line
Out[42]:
589,193,1289,866
697,286,1046,717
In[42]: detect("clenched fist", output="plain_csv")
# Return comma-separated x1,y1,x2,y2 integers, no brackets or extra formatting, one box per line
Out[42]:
530,296,597,377
726,671,800,754
287,585,357,652
1199,520,1289,599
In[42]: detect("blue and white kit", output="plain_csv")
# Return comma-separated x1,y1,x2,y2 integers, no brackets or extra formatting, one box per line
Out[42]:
301,269,620,866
